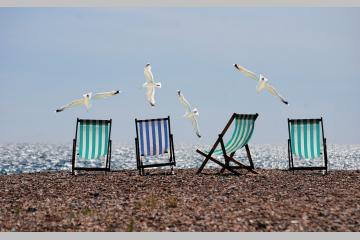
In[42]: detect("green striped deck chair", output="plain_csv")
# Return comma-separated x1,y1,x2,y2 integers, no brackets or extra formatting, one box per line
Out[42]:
71,118,112,174
288,118,328,174
196,113,258,175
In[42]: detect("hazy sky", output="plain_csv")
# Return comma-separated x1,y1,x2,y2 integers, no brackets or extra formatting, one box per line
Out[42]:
0,8,359,144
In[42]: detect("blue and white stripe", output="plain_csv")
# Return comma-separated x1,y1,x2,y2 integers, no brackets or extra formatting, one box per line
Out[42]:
138,119,169,156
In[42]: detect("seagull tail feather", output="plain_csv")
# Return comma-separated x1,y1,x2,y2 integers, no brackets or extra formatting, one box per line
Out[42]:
282,99,289,105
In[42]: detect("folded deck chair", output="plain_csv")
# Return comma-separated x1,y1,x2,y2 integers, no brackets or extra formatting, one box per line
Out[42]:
71,118,112,174
197,113,258,175
135,116,176,176
288,118,328,174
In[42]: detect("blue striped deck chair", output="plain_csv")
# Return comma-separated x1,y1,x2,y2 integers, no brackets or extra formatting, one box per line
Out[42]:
197,113,258,175
288,118,328,174
135,116,175,176
71,118,112,174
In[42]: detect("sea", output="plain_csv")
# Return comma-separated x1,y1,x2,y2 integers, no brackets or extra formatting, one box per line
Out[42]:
0,143,359,175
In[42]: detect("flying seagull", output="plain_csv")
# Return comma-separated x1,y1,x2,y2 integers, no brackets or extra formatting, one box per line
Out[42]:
143,63,161,107
177,90,201,138
233,64,289,105
55,90,120,112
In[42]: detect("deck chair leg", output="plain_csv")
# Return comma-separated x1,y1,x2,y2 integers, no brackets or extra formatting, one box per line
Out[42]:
219,136,229,174
324,138,328,175
197,135,224,174
219,160,228,174
197,155,210,174
220,152,235,173
71,139,76,175
245,144,255,169
197,150,240,175
227,156,258,174
71,156,74,175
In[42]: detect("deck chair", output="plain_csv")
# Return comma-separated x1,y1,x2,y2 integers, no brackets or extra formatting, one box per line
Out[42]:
288,118,328,174
135,116,176,176
71,118,112,174
196,113,259,175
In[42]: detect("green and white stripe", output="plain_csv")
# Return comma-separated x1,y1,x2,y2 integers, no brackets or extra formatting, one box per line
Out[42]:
78,120,110,160
212,116,257,155
290,119,322,159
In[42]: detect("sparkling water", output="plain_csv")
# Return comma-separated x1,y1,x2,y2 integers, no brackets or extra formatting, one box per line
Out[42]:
0,143,359,175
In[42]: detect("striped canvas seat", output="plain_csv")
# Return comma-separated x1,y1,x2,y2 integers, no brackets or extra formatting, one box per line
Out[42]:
289,119,323,160
78,120,111,160
71,118,112,174
212,115,257,155
136,118,170,156
287,117,328,174
135,116,175,176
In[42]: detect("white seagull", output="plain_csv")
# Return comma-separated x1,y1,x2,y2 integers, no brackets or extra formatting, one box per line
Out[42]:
143,63,161,107
56,90,120,112
234,64,289,105
177,90,201,138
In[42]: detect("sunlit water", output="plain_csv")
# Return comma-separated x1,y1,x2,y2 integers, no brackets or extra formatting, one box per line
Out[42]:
0,143,359,175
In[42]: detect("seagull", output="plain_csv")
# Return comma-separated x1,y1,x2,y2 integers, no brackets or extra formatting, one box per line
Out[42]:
55,90,120,112
177,90,201,138
143,63,161,107
234,64,289,105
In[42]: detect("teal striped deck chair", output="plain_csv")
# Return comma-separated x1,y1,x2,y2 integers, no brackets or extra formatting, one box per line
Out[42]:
288,118,328,174
135,116,176,176
197,113,258,175
71,118,112,174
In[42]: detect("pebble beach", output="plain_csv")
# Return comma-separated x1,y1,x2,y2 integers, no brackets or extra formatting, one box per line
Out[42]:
1,168,360,231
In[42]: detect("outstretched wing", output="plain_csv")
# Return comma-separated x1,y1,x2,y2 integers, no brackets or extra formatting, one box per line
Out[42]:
177,91,192,113
190,117,201,138
146,86,156,106
56,98,84,112
92,90,120,100
234,64,259,81
144,67,154,83
265,83,288,105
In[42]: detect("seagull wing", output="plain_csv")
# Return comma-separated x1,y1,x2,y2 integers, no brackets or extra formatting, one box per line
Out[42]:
178,91,192,113
264,83,289,105
144,68,154,83
56,98,84,112
234,64,259,82
146,86,156,106
190,116,201,138
92,90,120,100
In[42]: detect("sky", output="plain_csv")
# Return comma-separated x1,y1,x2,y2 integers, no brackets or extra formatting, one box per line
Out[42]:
0,8,359,145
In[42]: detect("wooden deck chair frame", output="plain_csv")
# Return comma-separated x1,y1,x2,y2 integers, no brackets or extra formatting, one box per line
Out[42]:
196,113,259,175
135,116,176,176
71,118,112,175
287,117,328,174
